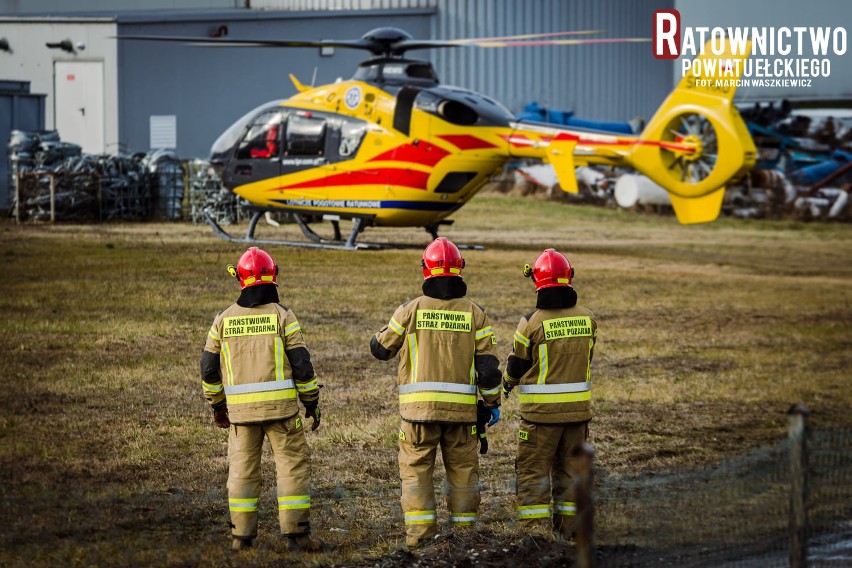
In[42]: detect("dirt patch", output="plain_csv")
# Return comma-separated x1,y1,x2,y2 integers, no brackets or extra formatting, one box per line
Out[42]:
345,530,576,568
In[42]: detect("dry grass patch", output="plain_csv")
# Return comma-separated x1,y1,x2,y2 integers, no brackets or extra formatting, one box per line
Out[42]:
1,196,850,566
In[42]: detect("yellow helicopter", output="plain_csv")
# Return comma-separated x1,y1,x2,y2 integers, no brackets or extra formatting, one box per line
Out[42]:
124,27,755,249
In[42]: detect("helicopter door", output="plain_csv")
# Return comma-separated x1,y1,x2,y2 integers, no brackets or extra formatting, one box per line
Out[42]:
281,113,328,175
233,110,283,185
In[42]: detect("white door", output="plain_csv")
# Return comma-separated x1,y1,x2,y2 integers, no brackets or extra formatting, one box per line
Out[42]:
54,61,104,154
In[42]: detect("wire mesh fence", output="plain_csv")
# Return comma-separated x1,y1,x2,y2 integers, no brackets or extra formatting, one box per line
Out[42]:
593,423,852,567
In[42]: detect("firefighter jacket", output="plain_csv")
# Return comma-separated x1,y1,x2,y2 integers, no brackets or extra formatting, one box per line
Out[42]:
371,280,502,424
201,301,318,424
504,287,597,424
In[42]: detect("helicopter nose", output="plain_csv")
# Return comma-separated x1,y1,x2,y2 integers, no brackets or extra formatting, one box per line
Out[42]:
232,184,250,199
209,151,227,168
209,161,224,178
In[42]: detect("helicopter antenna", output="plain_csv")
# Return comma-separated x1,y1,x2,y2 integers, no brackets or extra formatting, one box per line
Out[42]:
311,67,317,88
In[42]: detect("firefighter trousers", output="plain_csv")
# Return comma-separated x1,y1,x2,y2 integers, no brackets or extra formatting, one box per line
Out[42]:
515,419,589,537
398,421,481,543
227,414,312,539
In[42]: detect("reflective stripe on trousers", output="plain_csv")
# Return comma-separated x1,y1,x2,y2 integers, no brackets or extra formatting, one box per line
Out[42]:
278,495,310,510
449,512,477,525
405,510,437,525
517,504,551,519
229,497,258,513
555,501,576,516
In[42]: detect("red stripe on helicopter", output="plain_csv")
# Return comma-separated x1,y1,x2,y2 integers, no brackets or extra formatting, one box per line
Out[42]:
369,141,450,167
436,135,499,150
498,133,552,147
551,132,695,153
274,168,430,191
500,132,694,153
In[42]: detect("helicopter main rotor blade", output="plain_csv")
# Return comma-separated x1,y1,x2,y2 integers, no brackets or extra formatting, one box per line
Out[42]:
116,30,649,56
117,35,375,50
394,31,611,52
389,39,467,53
452,30,603,43
469,37,651,47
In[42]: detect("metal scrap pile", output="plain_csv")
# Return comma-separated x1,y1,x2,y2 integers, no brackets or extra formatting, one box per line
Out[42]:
186,159,247,226
728,101,852,221
143,149,185,221
8,130,187,222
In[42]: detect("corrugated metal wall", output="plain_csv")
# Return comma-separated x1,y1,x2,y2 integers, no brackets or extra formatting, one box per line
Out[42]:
260,0,437,9
256,0,675,123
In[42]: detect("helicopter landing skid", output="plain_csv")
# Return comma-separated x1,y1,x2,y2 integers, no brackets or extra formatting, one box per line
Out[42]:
205,211,484,251
205,211,379,250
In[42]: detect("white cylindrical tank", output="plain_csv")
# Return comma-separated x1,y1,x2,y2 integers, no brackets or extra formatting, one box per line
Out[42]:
823,188,849,219
614,174,671,208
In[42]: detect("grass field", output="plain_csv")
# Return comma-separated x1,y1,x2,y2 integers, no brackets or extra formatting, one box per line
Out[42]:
1,194,850,567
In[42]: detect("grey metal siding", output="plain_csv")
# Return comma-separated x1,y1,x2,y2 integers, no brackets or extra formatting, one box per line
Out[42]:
257,0,675,123
0,0,239,13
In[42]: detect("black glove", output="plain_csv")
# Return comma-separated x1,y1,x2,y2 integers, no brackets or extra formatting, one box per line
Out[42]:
476,401,490,455
502,379,514,399
305,403,321,431
212,404,230,429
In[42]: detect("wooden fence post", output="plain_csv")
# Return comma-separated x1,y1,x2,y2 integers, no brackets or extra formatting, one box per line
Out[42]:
15,172,21,223
788,402,810,568
573,441,596,568
49,173,55,223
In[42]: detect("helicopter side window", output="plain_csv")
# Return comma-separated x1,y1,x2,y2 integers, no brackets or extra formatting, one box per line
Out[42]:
339,122,366,158
237,111,283,160
286,115,326,156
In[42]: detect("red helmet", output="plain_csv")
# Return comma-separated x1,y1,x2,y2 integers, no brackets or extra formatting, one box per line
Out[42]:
527,249,573,290
421,237,465,279
230,247,278,289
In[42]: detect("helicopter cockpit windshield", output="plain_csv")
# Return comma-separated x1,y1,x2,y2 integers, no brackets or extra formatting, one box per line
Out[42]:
210,100,285,165
238,111,284,159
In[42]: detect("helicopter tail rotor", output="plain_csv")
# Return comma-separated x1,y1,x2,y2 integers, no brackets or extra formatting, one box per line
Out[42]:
626,38,756,224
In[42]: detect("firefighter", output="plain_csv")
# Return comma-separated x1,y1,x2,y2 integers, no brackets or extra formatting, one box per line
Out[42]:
370,237,502,548
200,247,324,552
502,249,598,539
